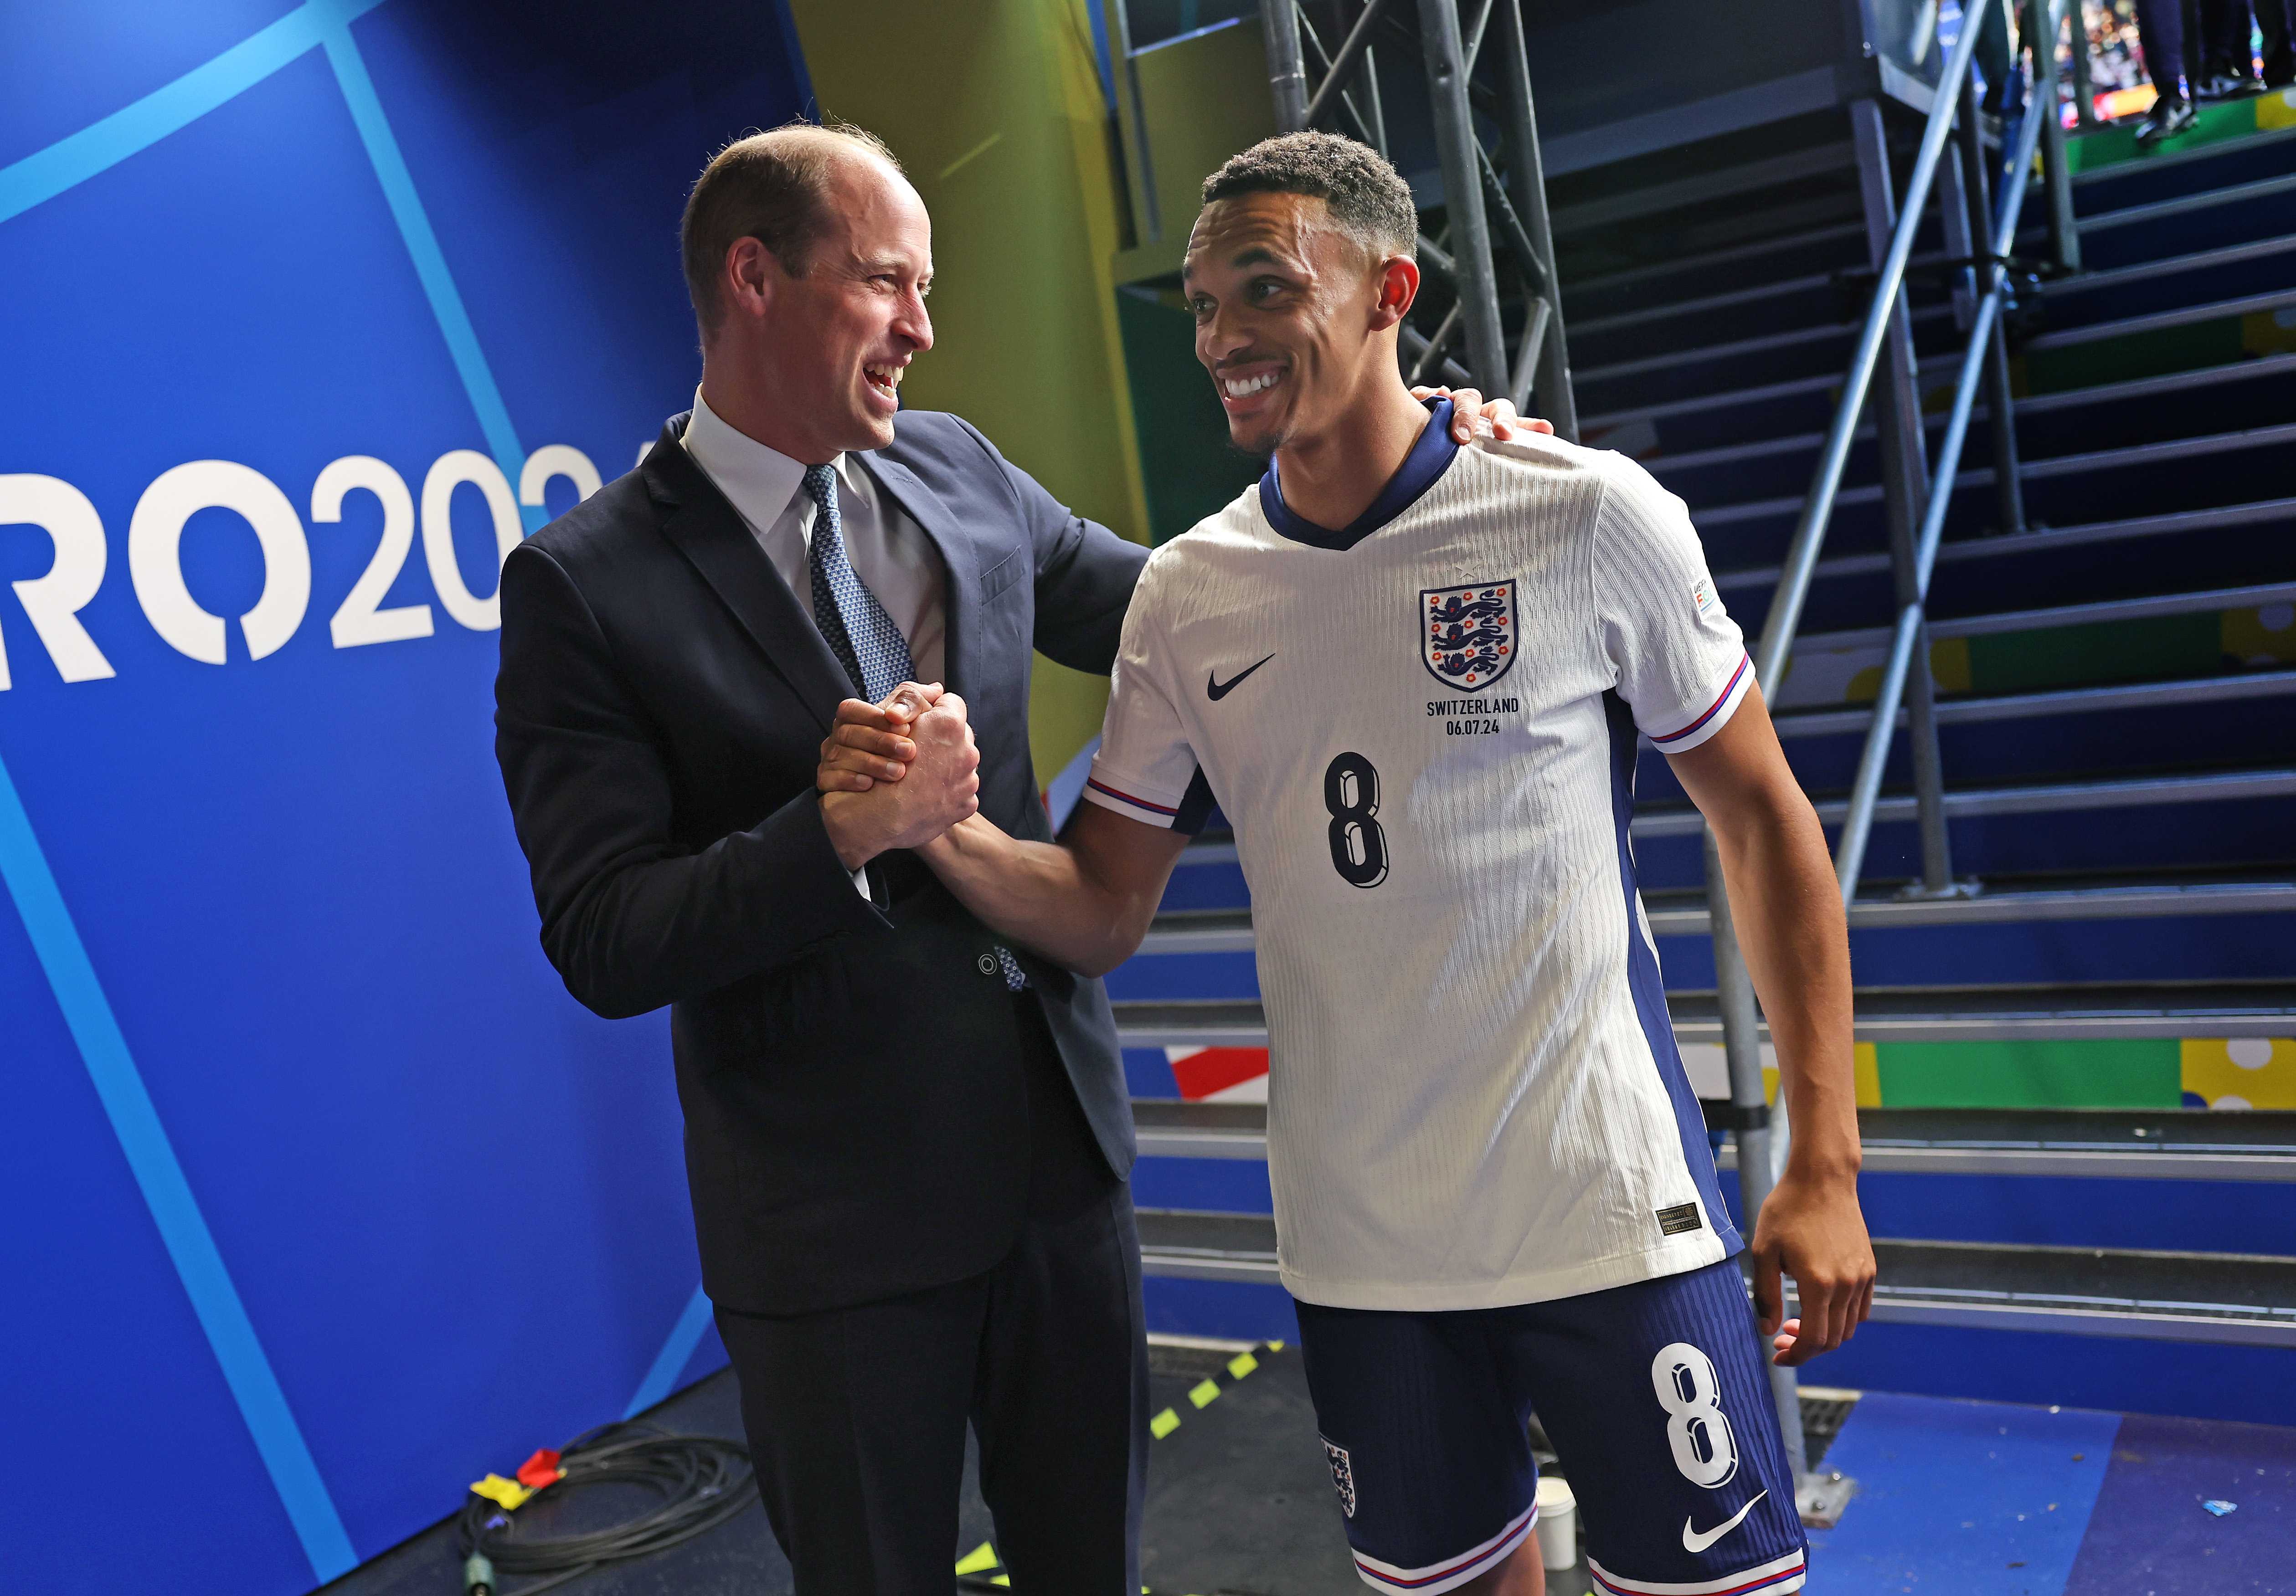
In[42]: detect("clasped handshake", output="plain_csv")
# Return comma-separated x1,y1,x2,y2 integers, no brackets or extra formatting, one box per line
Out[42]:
814,683,981,872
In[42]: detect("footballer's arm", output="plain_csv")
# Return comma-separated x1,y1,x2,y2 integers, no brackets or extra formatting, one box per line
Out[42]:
1664,680,1877,1365
818,686,1190,976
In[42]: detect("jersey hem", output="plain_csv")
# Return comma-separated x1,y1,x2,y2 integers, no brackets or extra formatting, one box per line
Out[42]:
1280,1229,1732,1313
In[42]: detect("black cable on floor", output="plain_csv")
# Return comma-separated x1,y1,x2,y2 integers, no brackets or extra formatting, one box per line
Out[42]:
455,1422,753,1595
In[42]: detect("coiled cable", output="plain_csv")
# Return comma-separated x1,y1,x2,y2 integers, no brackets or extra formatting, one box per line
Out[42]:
455,1422,753,1594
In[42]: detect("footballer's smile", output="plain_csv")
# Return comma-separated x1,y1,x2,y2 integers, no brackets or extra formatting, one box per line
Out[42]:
1184,190,1414,460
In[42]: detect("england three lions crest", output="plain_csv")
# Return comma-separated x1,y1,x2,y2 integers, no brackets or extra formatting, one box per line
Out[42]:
1421,580,1518,689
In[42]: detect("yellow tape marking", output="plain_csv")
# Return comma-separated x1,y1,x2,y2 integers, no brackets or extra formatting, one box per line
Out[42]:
1227,1350,1260,1379
954,1541,1000,1575
1188,1378,1221,1409
1150,1406,1182,1438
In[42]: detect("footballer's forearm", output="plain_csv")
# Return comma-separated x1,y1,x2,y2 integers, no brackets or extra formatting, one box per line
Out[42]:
919,807,1184,978
1711,794,1861,1182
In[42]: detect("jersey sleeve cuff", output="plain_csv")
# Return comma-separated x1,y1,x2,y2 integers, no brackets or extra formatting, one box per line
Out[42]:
1079,760,1218,834
1645,652,1753,754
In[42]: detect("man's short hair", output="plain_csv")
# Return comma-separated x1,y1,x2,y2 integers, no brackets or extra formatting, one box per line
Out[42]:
681,121,903,338
1200,131,1417,260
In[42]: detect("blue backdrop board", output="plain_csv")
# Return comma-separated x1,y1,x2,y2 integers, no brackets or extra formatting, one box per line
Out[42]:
0,5,809,1591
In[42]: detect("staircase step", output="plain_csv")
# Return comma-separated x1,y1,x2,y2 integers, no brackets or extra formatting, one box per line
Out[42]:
1664,980,2296,1041
2023,285,2296,355
1132,1213,2296,1346
1139,878,2296,958
1788,578,2296,655
1629,768,2296,838
1715,494,2296,601
1133,1102,2296,1183
1117,981,2296,1047
1769,669,2296,739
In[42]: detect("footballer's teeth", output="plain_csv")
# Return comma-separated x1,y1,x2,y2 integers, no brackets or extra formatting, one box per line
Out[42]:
864,363,902,392
1224,370,1281,398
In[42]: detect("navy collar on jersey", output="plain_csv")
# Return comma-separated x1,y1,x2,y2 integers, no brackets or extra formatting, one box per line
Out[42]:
1259,397,1460,552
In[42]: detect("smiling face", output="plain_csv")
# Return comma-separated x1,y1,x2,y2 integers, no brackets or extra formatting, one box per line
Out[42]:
738,153,934,459
1184,190,1416,457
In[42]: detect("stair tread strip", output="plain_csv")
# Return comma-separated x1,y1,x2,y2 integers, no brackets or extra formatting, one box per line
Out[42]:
2041,230,2296,300
1770,670,2296,738
1714,496,2296,595
1132,1214,2296,1342
2023,286,2296,354
2069,169,2296,235
1790,578,2296,657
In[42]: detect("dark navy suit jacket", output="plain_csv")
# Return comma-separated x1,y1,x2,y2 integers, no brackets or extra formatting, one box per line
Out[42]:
495,409,1148,1316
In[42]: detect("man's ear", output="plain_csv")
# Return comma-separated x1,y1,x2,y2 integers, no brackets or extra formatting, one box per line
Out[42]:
722,236,780,326
1370,253,1419,331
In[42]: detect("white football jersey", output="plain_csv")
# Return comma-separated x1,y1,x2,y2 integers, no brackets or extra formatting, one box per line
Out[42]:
1084,404,1753,1310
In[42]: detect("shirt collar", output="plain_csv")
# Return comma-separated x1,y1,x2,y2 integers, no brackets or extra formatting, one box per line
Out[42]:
682,387,870,533
1260,397,1459,552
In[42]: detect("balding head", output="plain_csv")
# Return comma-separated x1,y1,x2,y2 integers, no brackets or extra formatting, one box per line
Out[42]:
681,122,906,340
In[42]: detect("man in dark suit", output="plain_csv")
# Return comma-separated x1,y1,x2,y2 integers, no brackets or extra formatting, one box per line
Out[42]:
493,124,1152,1593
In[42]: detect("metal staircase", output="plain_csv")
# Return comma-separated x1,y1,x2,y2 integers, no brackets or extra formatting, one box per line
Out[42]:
1106,0,2296,1419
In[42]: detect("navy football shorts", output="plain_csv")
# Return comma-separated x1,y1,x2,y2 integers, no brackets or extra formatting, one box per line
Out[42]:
1294,1258,1807,1596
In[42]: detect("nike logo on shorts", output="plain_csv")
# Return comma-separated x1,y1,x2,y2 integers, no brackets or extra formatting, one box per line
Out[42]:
1682,1489,1766,1553
1207,654,1276,700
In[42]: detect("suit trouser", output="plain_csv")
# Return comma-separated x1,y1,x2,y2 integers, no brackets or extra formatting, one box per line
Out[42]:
715,993,1148,1596
2136,0,2191,94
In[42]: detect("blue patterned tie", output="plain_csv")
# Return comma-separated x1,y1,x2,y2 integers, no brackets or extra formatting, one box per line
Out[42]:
803,464,1025,992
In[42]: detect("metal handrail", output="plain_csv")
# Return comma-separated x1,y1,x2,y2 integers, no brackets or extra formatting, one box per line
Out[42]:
1833,76,2053,895
1746,6,1990,688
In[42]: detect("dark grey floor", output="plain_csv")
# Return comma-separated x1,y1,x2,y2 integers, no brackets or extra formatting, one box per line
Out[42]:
322,1341,1608,1596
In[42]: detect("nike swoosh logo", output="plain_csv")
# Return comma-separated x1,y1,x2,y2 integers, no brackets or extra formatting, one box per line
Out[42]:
1682,1490,1766,1554
1206,653,1276,700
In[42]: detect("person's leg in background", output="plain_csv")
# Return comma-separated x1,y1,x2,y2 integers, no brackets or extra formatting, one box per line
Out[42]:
2255,0,2294,82
2134,0,2199,136
2195,0,2262,91
969,992,1148,1595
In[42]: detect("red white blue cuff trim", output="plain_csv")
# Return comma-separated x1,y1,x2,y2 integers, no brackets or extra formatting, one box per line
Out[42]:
1648,653,1754,750
1081,775,1181,824
1588,1548,1807,1596
1350,1500,1538,1593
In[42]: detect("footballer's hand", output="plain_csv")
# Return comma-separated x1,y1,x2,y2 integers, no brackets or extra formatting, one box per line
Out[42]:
819,693,978,867
817,682,942,793
1750,1167,1876,1366
1409,385,1555,442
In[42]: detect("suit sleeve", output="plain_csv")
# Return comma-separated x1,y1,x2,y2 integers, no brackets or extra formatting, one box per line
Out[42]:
953,416,1148,675
494,541,889,1019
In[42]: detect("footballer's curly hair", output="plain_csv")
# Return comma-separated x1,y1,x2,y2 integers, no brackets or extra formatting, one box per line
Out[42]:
1200,131,1418,260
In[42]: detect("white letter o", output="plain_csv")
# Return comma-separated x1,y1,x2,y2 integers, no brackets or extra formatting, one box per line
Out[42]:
128,461,311,663
421,450,523,631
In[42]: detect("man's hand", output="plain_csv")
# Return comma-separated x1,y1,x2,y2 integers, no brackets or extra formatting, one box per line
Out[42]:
1409,385,1555,443
1750,1165,1877,1365
817,681,942,793
818,690,978,868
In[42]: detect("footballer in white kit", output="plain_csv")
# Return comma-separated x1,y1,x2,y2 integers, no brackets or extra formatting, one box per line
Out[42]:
820,131,1873,1596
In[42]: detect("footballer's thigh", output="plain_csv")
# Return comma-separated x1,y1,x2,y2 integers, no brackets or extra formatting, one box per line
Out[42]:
1502,1259,1807,1596
1294,1299,1545,1595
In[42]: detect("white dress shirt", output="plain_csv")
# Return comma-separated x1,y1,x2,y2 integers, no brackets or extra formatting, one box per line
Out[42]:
682,388,947,685
683,389,951,898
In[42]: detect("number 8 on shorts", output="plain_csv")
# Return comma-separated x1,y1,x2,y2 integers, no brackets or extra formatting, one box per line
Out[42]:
1651,1342,1739,1488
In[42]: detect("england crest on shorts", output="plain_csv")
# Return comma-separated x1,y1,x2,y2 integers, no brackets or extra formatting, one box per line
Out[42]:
1421,579,1518,689
1321,1435,1359,1518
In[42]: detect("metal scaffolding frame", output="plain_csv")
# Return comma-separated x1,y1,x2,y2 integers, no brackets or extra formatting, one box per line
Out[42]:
1257,0,1578,440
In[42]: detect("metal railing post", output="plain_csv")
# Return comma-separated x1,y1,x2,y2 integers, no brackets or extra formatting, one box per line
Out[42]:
1704,831,1808,1482
1106,0,1162,245
1490,0,1576,441
1415,0,1508,393
1699,15,1988,1509
1958,36,2028,536
1263,1,1308,132
1849,97,1956,893
2062,0,2100,128
2033,0,2082,272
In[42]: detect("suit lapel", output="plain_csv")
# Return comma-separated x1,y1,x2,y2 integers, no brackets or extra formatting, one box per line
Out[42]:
645,416,856,734
858,452,983,699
